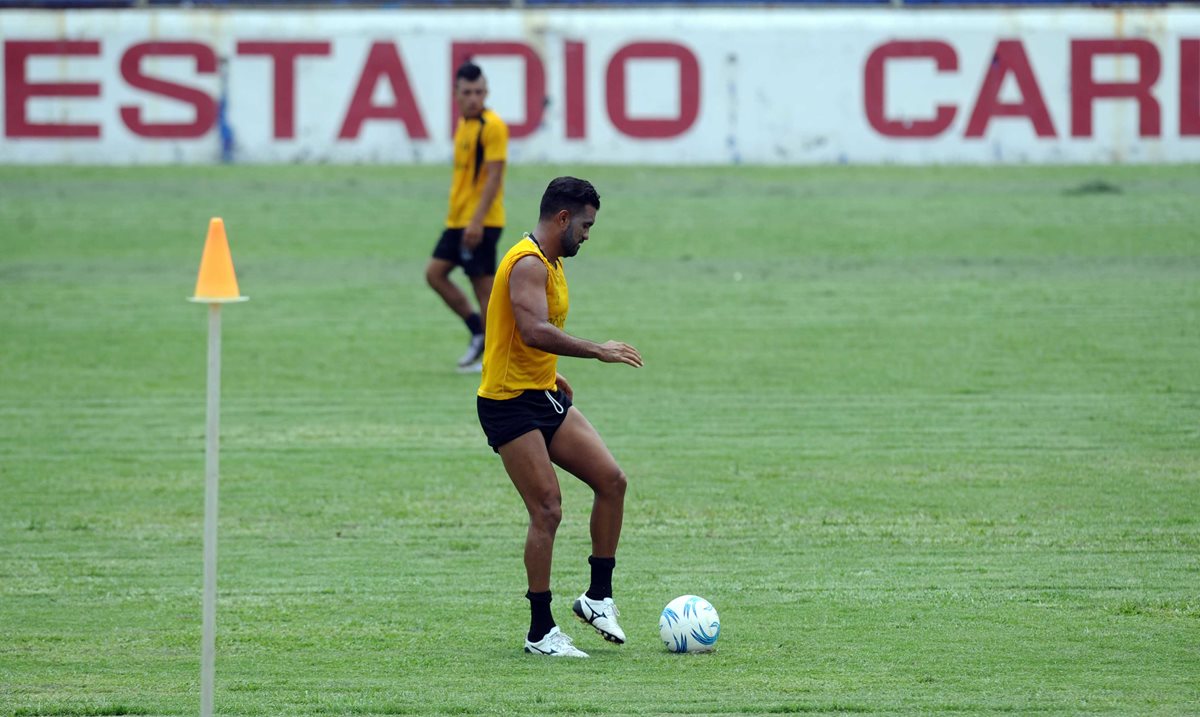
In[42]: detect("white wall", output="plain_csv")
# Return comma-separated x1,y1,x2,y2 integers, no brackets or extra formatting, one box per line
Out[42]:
1,8,1198,164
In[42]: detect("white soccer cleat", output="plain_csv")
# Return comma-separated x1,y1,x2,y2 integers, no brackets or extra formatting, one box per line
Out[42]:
573,594,626,644
524,626,589,657
457,334,485,368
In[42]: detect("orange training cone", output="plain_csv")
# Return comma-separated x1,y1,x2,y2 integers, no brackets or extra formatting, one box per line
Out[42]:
189,218,247,303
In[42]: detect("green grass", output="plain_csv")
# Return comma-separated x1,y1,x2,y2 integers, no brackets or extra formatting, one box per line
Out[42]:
1,164,1198,716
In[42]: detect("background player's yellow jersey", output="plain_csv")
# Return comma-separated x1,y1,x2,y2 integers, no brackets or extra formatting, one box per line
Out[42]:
478,237,568,400
446,108,507,229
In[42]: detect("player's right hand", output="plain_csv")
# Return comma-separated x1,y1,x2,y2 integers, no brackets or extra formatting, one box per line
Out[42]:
462,221,484,250
596,341,643,368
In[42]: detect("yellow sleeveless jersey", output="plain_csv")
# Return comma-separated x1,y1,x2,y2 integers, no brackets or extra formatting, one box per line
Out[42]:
478,236,568,400
446,108,507,229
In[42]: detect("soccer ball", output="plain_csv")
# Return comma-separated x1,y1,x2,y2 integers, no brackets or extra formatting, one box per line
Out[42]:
659,595,720,653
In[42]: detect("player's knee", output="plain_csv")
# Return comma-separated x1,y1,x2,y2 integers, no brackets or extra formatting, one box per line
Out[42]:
600,469,627,499
424,264,448,288
531,495,562,531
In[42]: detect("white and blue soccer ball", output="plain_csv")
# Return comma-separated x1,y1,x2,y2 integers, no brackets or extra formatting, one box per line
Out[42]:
659,595,720,653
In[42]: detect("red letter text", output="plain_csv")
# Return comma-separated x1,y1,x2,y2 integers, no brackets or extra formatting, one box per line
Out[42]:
864,40,958,138
1181,39,1200,136
339,42,429,140
564,40,586,139
4,40,101,138
966,40,1056,138
237,41,331,139
1071,39,1161,137
120,41,218,138
605,42,700,139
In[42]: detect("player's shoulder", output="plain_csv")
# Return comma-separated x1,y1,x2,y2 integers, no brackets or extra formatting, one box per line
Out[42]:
482,109,509,138
482,108,507,127
509,252,548,282
507,240,543,264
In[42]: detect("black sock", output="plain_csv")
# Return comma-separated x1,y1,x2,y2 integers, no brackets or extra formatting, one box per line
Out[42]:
464,313,484,336
526,590,555,642
586,556,616,601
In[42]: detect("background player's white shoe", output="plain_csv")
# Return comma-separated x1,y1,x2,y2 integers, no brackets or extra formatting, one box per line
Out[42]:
458,334,485,368
523,626,589,657
573,594,626,644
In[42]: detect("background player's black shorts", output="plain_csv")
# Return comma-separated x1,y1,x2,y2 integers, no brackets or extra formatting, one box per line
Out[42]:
432,226,503,278
477,388,573,453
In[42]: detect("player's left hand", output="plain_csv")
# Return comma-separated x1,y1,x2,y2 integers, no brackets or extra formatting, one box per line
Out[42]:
462,222,484,251
556,372,573,401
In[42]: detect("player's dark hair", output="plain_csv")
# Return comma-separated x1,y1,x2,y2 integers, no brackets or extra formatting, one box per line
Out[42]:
455,61,483,83
539,177,601,220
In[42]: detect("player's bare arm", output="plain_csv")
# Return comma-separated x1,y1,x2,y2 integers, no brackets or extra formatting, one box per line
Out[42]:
463,160,505,250
509,256,643,368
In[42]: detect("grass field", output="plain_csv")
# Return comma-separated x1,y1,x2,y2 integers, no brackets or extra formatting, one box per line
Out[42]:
1,164,1198,716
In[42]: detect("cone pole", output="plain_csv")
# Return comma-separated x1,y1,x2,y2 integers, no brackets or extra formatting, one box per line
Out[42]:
201,302,221,717
189,217,246,717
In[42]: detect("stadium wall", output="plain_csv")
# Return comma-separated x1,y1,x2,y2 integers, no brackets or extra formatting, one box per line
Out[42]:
1,7,1198,164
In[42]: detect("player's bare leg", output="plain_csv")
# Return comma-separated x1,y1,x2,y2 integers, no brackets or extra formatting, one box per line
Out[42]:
499,429,563,591
426,258,485,368
548,408,626,557
469,273,494,326
549,407,628,644
500,428,590,655
424,258,474,319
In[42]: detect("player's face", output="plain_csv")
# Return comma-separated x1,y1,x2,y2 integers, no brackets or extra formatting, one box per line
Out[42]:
560,205,597,258
455,78,488,119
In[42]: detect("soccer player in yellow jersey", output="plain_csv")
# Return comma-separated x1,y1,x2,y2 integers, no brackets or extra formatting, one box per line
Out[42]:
424,61,508,372
477,177,643,658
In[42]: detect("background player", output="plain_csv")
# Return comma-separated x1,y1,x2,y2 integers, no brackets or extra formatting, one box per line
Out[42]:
424,61,508,372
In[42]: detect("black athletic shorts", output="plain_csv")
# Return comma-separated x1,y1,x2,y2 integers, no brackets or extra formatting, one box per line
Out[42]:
432,226,503,278
477,388,573,453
